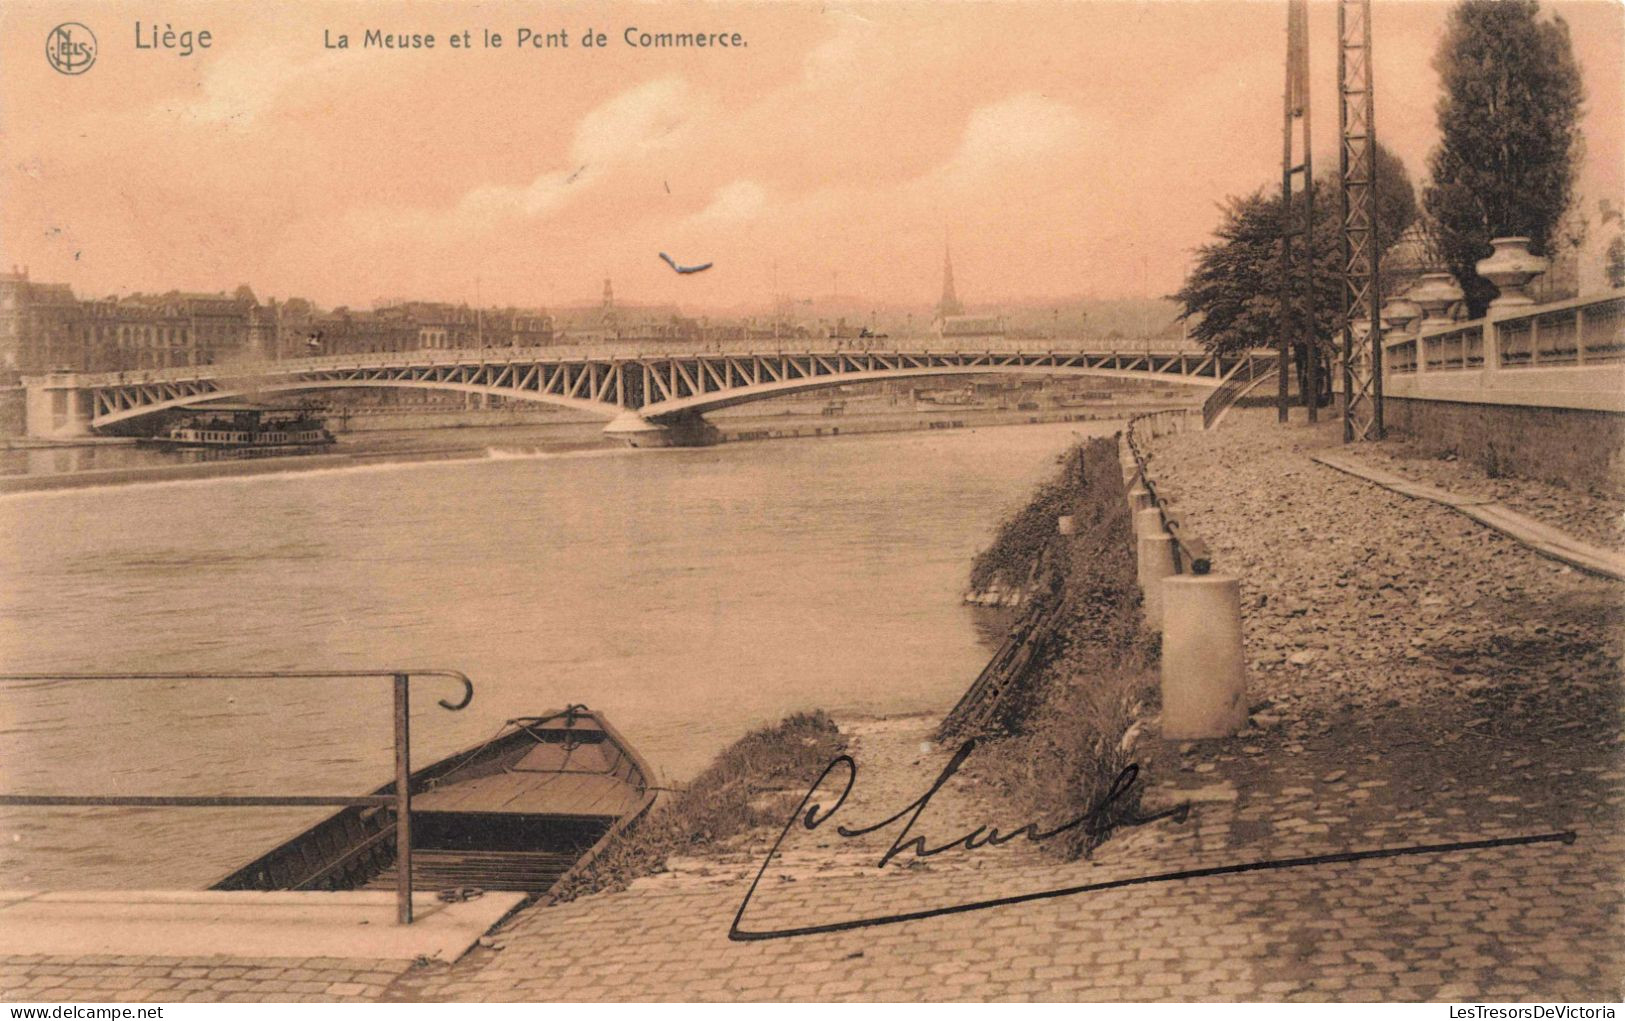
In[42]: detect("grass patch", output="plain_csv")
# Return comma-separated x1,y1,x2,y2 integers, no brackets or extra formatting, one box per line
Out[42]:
965,435,1160,860
549,710,845,903
967,447,1086,597
982,665,1153,860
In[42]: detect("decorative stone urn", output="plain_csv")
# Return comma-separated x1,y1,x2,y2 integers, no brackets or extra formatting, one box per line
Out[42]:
1408,271,1464,323
1379,291,1421,334
1475,236,1548,309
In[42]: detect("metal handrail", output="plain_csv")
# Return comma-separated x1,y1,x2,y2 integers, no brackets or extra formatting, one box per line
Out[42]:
1126,411,1213,575
1201,351,1279,428
0,669,474,925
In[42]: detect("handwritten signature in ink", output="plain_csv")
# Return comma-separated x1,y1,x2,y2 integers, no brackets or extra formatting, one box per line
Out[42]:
728,737,1576,940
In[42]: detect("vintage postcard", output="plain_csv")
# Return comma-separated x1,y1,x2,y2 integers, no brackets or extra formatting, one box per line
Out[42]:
1,0,1622,1009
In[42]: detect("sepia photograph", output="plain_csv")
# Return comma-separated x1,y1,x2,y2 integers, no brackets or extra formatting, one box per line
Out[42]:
0,0,1622,1008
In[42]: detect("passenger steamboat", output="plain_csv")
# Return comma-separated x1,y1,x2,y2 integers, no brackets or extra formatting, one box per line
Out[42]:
142,404,336,450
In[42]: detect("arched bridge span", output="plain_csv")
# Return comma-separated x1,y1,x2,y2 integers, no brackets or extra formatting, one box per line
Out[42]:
24,344,1269,444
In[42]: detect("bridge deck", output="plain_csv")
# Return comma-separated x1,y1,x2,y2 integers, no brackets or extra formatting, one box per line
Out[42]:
23,344,1259,440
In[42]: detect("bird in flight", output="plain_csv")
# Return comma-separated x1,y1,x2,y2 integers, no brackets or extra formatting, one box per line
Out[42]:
659,252,713,275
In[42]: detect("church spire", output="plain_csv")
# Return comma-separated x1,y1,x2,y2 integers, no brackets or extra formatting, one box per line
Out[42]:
938,243,964,318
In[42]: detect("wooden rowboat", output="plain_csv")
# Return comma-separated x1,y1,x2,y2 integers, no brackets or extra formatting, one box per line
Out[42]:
210,706,656,896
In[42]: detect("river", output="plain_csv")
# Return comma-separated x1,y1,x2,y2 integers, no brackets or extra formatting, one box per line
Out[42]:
0,421,1114,888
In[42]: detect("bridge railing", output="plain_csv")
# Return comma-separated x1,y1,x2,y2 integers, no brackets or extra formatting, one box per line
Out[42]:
0,669,473,925
1200,351,1279,429
1382,290,1625,412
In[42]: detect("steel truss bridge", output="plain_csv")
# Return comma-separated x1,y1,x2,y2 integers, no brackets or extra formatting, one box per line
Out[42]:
27,343,1273,445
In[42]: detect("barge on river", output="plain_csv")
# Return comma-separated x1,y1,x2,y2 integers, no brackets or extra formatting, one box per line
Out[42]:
210,706,656,896
141,404,335,450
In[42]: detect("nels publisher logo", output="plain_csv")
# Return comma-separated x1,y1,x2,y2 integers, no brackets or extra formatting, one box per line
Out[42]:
46,22,97,75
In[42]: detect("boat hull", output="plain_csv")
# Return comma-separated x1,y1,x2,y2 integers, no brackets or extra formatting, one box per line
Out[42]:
209,708,656,896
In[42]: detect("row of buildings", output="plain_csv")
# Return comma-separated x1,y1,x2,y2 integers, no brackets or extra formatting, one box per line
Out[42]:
0,257,1010,382
0,272,770,382
0,268,569,380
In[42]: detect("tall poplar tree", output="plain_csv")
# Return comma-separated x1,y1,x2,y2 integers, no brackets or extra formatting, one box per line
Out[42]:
1423,0,1584,317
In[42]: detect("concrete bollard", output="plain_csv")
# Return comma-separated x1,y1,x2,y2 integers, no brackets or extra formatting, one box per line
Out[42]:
1134,507,1164,542
1136,523,1177,629
1127,482,1153,524
1160,574,1248,739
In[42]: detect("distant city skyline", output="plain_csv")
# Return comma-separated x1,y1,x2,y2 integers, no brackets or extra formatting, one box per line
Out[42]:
2,262,1188,325
2,1,1620,310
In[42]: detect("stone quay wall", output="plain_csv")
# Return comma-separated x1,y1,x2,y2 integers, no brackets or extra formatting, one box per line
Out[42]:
1383,397,1625,494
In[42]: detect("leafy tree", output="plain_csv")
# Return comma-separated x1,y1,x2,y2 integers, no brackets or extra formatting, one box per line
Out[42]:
1172,190,1281,360
1423,0,1584,317
1601,200,1625,289
1174,145,1416,402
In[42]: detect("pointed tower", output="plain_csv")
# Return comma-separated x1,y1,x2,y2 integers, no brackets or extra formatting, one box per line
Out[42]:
937,245,964,318
601,277,618,329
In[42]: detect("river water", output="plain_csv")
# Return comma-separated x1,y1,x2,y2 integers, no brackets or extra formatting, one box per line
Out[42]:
0,421,1113,889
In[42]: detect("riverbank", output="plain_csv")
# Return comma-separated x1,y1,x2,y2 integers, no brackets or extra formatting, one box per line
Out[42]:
6,410,1617,1001
0,445,495,495
548,712,846,904
943,435,1161,859
0,401,1188,496
384,411,1618,1001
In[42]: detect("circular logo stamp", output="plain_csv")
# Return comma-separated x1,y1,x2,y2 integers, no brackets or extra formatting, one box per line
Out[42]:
46,23,97,75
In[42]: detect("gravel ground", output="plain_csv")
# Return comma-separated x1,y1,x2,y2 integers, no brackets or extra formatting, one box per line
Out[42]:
1146,407,1623,815
1348,432,1625,553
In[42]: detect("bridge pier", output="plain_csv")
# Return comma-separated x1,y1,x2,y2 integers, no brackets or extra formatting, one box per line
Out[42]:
23,373,95,440
603,410,720,448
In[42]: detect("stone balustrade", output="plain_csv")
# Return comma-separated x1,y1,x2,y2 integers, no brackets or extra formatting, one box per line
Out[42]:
1381,289,1625,413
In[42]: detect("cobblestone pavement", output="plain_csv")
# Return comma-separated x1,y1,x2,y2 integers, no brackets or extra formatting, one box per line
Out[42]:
0,956,410,1003
4,411,1621,1002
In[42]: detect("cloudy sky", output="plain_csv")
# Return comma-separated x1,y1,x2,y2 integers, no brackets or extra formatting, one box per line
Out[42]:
1,1,1620,312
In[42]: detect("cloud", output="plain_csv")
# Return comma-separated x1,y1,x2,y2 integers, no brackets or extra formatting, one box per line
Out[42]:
800,11,881,88
940,94,1091,185
691,180,768,223
458,170,579,219
570,77,700,165
162,46,350,129
260,77,715,294
448,78,702,222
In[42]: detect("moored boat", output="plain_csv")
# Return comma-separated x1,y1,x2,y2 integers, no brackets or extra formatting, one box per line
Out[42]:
210,706,656,896
141,403,335,450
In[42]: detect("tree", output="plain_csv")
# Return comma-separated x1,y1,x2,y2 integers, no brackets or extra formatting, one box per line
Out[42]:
1423,0,1584,317
1172,190,1281,360
1531,199,1590,302
1174,144,1416,401
1601,199,1625,290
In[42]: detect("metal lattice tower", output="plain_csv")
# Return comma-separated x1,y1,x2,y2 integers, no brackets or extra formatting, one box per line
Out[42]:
1337,0,1384,440
1278,0,1316,423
